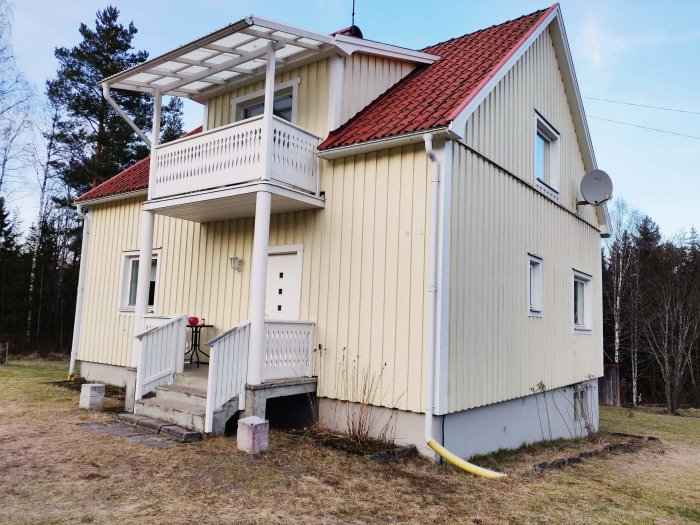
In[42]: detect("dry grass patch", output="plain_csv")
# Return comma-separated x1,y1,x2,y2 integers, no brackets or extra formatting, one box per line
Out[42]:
1,359,699,524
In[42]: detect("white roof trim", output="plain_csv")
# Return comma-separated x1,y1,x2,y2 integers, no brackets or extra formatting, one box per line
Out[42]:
317,128,458,160
334,34,439,64
76,189,148,207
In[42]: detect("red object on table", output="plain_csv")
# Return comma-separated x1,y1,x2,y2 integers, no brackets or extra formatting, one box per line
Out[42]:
188,316,199,326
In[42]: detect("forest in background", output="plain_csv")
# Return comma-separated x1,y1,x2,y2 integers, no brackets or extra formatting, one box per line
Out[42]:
0,3,697,413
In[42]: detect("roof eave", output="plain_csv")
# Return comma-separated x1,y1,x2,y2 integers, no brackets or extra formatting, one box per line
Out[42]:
317,127,458,159
75,188,148,207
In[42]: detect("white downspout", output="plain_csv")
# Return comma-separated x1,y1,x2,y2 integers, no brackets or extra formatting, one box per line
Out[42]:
68,204,91,379
423,133,505,479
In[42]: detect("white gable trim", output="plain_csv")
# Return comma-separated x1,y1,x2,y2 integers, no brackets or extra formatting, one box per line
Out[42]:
447,6,610,237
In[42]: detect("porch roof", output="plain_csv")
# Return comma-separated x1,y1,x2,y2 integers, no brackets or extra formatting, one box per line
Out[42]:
100,16,437,102
100,16,337,100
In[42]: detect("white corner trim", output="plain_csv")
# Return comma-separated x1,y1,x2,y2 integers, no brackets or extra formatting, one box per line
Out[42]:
327,55,344,132
435,138,451,415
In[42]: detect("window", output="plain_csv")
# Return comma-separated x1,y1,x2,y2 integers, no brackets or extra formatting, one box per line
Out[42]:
572,269,592,331
120,251,159,312
574,389,589,422
534,112,560,193
527,254,543,316
242,94,293,121
230,78,299,124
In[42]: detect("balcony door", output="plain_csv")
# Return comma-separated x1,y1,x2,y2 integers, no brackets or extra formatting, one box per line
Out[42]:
266,245,303,320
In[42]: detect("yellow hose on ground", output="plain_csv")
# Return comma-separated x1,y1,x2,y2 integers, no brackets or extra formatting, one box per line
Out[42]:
427,438,507,479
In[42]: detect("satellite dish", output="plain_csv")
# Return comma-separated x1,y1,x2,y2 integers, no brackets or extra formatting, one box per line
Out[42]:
580,169,613,205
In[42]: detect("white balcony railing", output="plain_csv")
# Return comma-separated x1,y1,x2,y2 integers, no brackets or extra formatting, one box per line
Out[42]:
151,115,321,200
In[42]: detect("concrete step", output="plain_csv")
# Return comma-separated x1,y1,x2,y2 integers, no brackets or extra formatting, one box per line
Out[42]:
154,383,208,409
135,397,206,433
172,372,208,390
117,413,202,443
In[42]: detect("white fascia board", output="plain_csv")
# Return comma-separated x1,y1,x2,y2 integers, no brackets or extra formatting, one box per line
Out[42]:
317,128,459,160
75,189,148,207
334,34,439,64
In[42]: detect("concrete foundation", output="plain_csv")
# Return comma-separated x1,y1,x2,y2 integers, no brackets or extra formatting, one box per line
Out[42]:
237,416,269,454
319,379,599,460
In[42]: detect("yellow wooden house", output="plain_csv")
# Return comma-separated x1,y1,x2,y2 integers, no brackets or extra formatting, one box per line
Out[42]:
70,4,610,459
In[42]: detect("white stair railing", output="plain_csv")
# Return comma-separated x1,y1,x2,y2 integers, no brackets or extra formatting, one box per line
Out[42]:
134,314,187,399
263,321,315,381
204,321,251,433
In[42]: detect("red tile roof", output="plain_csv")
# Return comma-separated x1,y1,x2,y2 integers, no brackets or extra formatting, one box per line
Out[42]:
76,127,202,202
318,5,555,150
78,6,555,202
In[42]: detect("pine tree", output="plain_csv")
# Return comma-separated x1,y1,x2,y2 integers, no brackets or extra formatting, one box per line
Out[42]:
46,6,148,194
0,196,27,334
160,97,186,144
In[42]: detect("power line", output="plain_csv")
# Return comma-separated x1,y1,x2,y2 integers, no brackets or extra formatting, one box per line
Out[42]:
586,115,700,140
583,97,700,116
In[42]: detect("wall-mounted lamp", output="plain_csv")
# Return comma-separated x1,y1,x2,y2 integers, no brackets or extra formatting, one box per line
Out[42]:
230,255,242,272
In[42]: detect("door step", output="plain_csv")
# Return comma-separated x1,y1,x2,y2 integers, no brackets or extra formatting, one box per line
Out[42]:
118,413,202,443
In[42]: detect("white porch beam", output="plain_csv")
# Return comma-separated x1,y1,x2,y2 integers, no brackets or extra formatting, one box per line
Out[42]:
240,27,323,50
102,85,151,147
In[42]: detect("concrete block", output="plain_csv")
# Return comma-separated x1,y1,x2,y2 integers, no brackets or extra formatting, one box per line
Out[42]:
237,416,269,455
79,383,105,410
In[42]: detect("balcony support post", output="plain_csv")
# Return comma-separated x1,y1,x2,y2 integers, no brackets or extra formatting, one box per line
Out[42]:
261,42,276,182
131,90,161,370
247,190,272,386
247,43,277,386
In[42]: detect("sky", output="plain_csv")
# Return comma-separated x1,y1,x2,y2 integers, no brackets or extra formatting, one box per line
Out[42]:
6,0,700,237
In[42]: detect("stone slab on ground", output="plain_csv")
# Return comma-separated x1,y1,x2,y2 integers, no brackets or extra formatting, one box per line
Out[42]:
78,421,176,448
237,416,269,455
117,413,202,443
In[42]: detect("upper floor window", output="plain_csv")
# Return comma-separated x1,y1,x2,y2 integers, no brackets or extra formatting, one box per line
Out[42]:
527,254,543,317
534,112,560,193
572,269,592,332
242,93,293,121
230,78,299,124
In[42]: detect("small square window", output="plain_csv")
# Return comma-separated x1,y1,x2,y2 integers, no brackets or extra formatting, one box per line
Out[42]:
572,269,593,331
527,254,543,316
534,113,560,193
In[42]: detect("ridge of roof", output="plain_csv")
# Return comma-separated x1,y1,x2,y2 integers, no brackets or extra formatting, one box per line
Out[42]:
318,5,556,151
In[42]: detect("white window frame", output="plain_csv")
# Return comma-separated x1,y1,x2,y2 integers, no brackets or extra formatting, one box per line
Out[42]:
572,268,592,333
230,78,300,124
534,111,560,196
527,254,544,317
118,249,161,314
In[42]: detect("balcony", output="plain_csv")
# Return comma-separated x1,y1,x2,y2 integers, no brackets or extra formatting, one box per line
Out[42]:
143,115,324,223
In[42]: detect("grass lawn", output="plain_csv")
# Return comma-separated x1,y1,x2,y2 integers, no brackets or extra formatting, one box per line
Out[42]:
1,359,698,524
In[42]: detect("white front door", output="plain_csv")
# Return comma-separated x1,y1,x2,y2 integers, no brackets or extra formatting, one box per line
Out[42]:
266,247,302,320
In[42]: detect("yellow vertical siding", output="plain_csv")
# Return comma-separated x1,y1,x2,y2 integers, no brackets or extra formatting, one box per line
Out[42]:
205,59,331,138
79,145,431,412
464,28,598,227
446,27,603,413
340,53,415,123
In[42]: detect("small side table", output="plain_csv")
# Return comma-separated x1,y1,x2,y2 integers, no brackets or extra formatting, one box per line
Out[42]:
185,324,214,367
